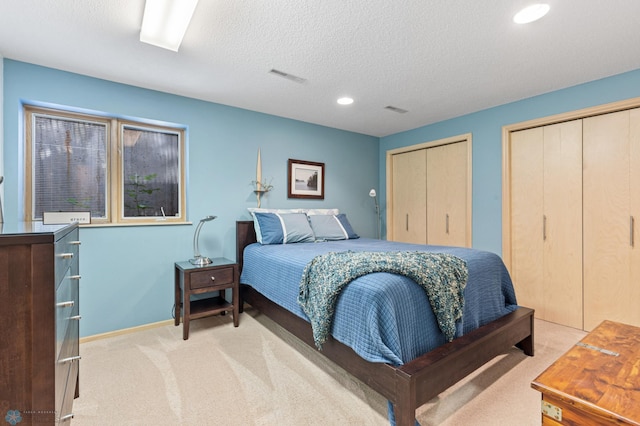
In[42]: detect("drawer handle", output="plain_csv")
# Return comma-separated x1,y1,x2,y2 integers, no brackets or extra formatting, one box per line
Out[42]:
59,355,81,364
59,413,74,422
69,241,82,245
57,301,74,308
59,252,74,259
69,275,82,280
210,276,215,281
69,315,82,321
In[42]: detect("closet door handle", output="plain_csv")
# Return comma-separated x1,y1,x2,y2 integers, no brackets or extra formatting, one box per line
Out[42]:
406,214,409,231
446,214,449,234
631,216,635,247
543,215,547,241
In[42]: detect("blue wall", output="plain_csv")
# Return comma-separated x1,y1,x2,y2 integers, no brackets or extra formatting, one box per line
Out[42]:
380,68,640,254
2,60,379,337
5,58,640,337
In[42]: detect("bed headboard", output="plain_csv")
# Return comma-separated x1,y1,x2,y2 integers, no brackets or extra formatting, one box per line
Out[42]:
236,220,257,275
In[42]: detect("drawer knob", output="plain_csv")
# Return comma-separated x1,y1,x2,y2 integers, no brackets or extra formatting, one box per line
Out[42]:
59,355,81,364
59,413,74,422
57,301,74,308
210,276,215,281
59,252,74,259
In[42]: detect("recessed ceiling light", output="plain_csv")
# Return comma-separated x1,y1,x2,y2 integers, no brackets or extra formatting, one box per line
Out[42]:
513,3,550,24
337,97,354,105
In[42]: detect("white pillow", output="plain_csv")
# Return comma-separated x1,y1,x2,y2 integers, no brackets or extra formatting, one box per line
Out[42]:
305,208,340,215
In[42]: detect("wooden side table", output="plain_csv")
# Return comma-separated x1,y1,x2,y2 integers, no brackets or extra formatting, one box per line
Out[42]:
174,258,239,340
531,320,640,425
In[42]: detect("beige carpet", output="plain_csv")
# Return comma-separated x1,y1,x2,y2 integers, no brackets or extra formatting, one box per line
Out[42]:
72,309,586,425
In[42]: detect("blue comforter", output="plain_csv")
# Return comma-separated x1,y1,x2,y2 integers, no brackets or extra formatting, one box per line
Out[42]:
240,238,518,366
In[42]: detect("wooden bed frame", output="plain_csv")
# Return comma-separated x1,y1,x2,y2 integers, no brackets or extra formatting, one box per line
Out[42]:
236,220,534,426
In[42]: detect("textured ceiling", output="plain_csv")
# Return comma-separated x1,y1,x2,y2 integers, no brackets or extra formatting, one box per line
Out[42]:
1,0,640,137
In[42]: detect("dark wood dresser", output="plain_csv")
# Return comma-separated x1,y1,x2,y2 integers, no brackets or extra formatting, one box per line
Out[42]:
0,222,81,425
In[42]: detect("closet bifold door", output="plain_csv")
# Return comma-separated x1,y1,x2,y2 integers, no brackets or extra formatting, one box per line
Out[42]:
583,108,640,331
426,141,468,247
541,121,583,329
391,149,427,244
509,127,544,320
509,120,582,329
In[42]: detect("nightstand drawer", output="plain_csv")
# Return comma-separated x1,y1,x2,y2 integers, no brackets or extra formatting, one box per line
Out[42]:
190,267,234,290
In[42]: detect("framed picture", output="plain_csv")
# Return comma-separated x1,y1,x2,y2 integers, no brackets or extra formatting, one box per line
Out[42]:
288,159,324,199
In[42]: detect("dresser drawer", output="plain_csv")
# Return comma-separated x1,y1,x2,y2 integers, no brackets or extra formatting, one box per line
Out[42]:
56,271,80,360
56,295,80,424
55,228,80,287
190,266,234,290
58,360,79,424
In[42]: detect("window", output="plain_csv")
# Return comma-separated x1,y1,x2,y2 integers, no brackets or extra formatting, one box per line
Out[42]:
24,106,186,225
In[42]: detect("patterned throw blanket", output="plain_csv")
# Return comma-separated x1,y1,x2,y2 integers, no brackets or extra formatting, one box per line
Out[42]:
298,251,469,349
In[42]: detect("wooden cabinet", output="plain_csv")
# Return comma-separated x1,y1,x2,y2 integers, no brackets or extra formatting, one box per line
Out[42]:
509,120,583,329
0,222,80,425
504,103,640,331
388,135,471,247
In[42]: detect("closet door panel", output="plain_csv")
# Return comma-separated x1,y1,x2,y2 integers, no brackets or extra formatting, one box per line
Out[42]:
628,108,640,327
542,120,583,329
510,128,545,317
426,141,468,247
391,150,427,243
583,110,631,331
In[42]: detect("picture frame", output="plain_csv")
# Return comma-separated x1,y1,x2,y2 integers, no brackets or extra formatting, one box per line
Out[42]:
288,159,324,199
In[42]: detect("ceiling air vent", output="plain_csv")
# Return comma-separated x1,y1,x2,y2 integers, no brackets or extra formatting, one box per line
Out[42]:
268,69,307,84
385,105,409,114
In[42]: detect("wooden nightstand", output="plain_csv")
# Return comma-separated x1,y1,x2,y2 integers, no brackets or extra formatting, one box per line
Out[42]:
174,258,239,340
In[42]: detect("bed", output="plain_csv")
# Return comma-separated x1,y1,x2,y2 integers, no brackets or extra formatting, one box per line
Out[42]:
236,219,534,426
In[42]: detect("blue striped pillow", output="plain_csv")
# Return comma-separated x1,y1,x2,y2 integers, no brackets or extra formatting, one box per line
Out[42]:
253,212,315,244
308,213,359,241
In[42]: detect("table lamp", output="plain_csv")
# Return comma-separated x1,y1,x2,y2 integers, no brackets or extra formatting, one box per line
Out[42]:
190,215,217,265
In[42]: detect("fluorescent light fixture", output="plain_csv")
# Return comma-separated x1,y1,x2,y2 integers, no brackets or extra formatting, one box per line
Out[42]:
337,97,354,105
513,4,550,24
140,0,199,51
